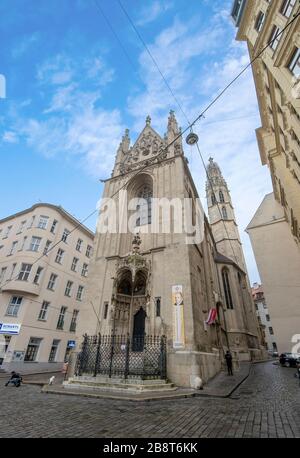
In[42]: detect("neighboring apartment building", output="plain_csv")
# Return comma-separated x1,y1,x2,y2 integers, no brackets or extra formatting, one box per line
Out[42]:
232,0,300,244
232,0,300,354
0,203,94,372
251,282,277,352
246,193,300,353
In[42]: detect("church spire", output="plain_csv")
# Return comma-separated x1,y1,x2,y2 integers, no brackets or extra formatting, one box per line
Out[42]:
167,110,183,156
113,128,131,176
206,158,247,271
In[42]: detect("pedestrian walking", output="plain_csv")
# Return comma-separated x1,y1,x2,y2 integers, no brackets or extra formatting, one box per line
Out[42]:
5,371,22,387
225,350,233,376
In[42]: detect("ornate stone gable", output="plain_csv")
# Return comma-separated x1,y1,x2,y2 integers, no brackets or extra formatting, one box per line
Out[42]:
119,117,168,175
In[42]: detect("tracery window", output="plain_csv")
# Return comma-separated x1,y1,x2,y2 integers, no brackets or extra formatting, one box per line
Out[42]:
136,185,152,226
222,268,234,309
222,206,228,219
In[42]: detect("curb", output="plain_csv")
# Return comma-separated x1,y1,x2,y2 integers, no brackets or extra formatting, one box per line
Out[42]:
22,381,45,386
0,370,61,379
38,360,266,402
41,386,197,402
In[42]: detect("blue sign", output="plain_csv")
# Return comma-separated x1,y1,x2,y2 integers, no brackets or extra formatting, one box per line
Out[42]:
67,340,76,348
0,322,21,335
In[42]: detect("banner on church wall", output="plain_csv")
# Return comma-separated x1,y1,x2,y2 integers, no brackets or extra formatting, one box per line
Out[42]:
172,285,185,349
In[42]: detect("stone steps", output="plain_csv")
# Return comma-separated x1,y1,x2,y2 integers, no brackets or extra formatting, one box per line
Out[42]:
64,376,177,394
71,376,167,385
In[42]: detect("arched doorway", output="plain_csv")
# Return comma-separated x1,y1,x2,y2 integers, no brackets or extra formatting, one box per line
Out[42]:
132,307,146,351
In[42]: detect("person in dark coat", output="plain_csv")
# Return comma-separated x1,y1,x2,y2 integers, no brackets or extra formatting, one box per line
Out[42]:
225,350,233,376
5,371,22,387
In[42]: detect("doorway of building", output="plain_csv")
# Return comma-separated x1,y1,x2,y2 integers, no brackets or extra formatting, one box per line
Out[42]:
132,307,146,351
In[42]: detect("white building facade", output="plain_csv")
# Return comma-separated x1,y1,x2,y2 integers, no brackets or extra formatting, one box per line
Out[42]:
252,282,277,353
0,203,94,372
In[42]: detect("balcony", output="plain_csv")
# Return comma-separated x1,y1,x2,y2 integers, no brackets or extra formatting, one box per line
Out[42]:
1,279,40,296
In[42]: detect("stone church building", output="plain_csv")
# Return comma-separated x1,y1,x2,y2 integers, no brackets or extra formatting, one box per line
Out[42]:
76,112,265,388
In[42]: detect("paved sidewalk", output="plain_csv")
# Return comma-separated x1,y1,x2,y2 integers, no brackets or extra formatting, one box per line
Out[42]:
0,362,299,438
40,362,253,401
199,361,251,397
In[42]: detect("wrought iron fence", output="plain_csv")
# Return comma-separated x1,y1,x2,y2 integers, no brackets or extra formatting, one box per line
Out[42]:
75,334,167,380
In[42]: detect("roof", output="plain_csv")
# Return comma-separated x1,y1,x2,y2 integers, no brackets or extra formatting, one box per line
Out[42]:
246,193,285,232
0,203,95,239
214,251,245,274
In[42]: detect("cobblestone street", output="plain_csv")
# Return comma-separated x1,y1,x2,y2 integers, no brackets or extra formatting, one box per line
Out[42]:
1,362,300,438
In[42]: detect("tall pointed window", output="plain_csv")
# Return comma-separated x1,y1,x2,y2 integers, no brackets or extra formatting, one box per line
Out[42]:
222,206,228,219
211,193,217,206
219,191,225,203
222,268,234,309
136,185,152,226
128,173,153,227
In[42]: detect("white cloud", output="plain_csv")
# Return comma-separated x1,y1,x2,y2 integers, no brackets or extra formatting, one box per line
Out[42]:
2,131,18,143
20,108,124,176
14,51,123,177
36,54,74,86
12,32,40,58
127,17,225,133
136,1,173,26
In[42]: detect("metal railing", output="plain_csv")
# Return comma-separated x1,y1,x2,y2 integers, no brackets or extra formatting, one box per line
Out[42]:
75,334,167,380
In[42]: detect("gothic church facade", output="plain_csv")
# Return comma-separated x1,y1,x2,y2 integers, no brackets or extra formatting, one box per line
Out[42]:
77,112,265,387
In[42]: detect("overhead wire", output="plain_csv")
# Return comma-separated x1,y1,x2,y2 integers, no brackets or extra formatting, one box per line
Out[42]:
1,5,299,294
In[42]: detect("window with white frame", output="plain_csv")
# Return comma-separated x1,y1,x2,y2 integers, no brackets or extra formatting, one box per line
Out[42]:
65,281,73,297
18,263,32,281
57,306,67,330
280,0,296,17
38,300,50,321
81,263,88,277
3,226,12,238
17,220,26,234
86,244,93,258
0,267,7,283
288,47,300,77
44,240,52,255
9,263,17,280
50,219,58,234
37,216,49,230
70,310,79,332
47,273,58,291
19,236,27,251
76,239,83,252
61,229,70,243
24,337,42,362
269,26,282,51
6,296,23,317
71,257,79,272
8,241,18,256
48,339,60,362
55,248,64,264
254,11,265,32
29,236,42,252
27,215,35,229
76,285,84,301
33,266,44,285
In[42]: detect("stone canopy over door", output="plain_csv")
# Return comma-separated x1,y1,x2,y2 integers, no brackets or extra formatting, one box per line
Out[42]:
110,236,151,339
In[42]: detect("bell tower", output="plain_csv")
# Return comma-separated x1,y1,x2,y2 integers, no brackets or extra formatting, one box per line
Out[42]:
206,158,247,271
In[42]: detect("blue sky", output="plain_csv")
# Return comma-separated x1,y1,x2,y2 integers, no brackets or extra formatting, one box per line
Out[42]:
0,0,272,282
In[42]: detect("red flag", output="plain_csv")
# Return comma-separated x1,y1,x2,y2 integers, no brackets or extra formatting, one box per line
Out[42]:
205,308,217,325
